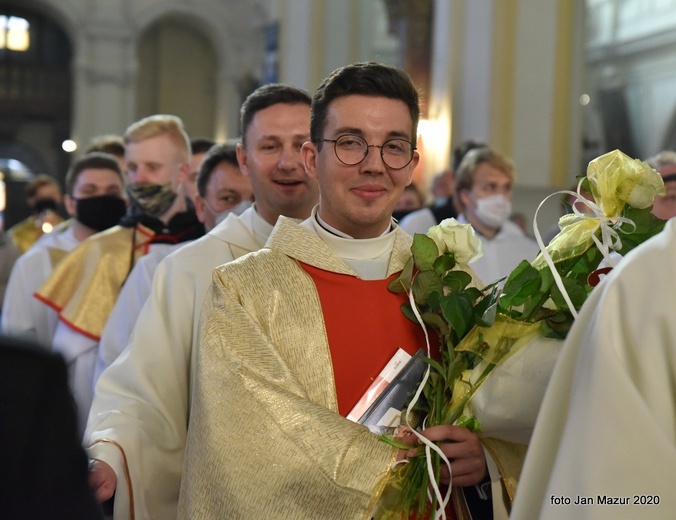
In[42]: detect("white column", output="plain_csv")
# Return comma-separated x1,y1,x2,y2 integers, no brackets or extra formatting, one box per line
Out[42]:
71,24,136,145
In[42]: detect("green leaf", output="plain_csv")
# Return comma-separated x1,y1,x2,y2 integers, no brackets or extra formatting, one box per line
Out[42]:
464,287,483,302
412,270,443,305
456,416,482,432
500,261,542,308
541,311,573,338
428,291,441,312
411,233,439,271
388,257,414,293
433,253,456,276
519,290,546,319
421,356,446,380
379,435,414,450
616,206,666,256
442,270,472,293
400,303,419,324
421,311,450,335
440,293,474,338
550,276,587,311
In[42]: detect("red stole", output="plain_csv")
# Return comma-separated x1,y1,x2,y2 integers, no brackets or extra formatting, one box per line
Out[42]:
299,262,455,520
299,262,437,417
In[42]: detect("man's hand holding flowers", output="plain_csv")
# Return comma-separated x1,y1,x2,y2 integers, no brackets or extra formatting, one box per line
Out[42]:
380,150,668,520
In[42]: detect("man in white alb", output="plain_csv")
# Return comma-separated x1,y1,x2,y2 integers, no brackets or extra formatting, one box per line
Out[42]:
86,84,318,520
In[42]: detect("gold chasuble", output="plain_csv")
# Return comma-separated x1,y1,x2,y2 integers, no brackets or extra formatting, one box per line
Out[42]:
35,225,154,340
180,217,416,519
8,214,65,253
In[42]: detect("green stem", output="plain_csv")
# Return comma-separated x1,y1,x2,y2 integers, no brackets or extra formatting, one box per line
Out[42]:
442,362,495,426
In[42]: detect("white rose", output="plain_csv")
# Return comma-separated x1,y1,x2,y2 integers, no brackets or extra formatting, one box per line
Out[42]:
626,160,666,209
427,218,484,264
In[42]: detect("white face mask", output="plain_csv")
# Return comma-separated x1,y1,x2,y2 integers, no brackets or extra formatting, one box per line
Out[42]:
214,199,253,227
475,194,511,229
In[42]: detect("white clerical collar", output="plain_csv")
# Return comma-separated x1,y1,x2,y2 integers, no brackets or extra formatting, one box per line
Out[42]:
301,206,396,279
242,203,275,243
314,210,393,239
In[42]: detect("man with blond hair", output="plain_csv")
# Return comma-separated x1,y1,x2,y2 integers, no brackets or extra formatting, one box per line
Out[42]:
36,115,204,430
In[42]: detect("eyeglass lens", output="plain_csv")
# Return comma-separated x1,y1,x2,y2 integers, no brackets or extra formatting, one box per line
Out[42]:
333,135,413,169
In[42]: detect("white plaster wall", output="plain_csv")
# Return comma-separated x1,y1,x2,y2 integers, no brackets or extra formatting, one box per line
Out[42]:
278,0,399,92
457,0,494,143
511,0,558,188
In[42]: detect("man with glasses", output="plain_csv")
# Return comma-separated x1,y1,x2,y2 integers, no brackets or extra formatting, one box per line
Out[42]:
179,62,488,519
646,150,676,220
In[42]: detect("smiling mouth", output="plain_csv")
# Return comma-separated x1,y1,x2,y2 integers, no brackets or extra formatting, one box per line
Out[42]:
275,179,303,186
352,185,388,199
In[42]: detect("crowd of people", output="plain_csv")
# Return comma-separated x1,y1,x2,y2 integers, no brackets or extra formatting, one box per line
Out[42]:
1,61,675,519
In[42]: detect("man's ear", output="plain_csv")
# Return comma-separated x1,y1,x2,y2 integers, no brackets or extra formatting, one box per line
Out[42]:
405,151,420,186
458,189,470,212
64,194,77,218
177,160,191,183
193,194,206,224
236,143,249,176
301,141,319,181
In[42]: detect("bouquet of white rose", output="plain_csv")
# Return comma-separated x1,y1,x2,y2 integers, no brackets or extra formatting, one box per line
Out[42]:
379,149,667,520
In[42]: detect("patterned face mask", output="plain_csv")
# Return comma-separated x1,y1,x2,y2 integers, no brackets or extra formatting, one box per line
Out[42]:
126,182,178,218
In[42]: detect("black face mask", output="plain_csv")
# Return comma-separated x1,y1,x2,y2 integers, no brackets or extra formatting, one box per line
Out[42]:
75,195,127,232
33,198,59,214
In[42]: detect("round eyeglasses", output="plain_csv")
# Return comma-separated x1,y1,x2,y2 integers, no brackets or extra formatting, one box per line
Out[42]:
314,134,416,170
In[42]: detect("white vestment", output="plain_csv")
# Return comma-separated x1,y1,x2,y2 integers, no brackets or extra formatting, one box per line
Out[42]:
52,242,180,435
1,224,79,347
85,207,271,520
94,243,182,382
458,215,539,284
511,218,676,520
398,206,437,235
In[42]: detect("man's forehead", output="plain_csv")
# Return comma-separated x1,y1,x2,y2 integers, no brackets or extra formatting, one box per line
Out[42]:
78,168,121,181
474,163,511,183
126,134,177,157
324,95,412,133
250,103,310,126
211,161,242,178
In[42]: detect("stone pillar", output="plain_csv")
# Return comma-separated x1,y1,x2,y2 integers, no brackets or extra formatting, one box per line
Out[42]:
71,23,136,145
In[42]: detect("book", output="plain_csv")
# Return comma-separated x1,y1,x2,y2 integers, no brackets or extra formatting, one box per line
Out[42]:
346,348,412,423
358,349,427,435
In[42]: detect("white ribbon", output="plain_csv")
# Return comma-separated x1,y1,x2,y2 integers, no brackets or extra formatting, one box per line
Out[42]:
532,180,636,320
397,283,452,520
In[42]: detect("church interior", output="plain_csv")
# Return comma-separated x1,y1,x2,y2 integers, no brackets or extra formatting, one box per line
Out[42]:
3,0,676,232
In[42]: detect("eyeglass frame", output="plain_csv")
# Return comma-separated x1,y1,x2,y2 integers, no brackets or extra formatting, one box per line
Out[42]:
313,134,417,170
